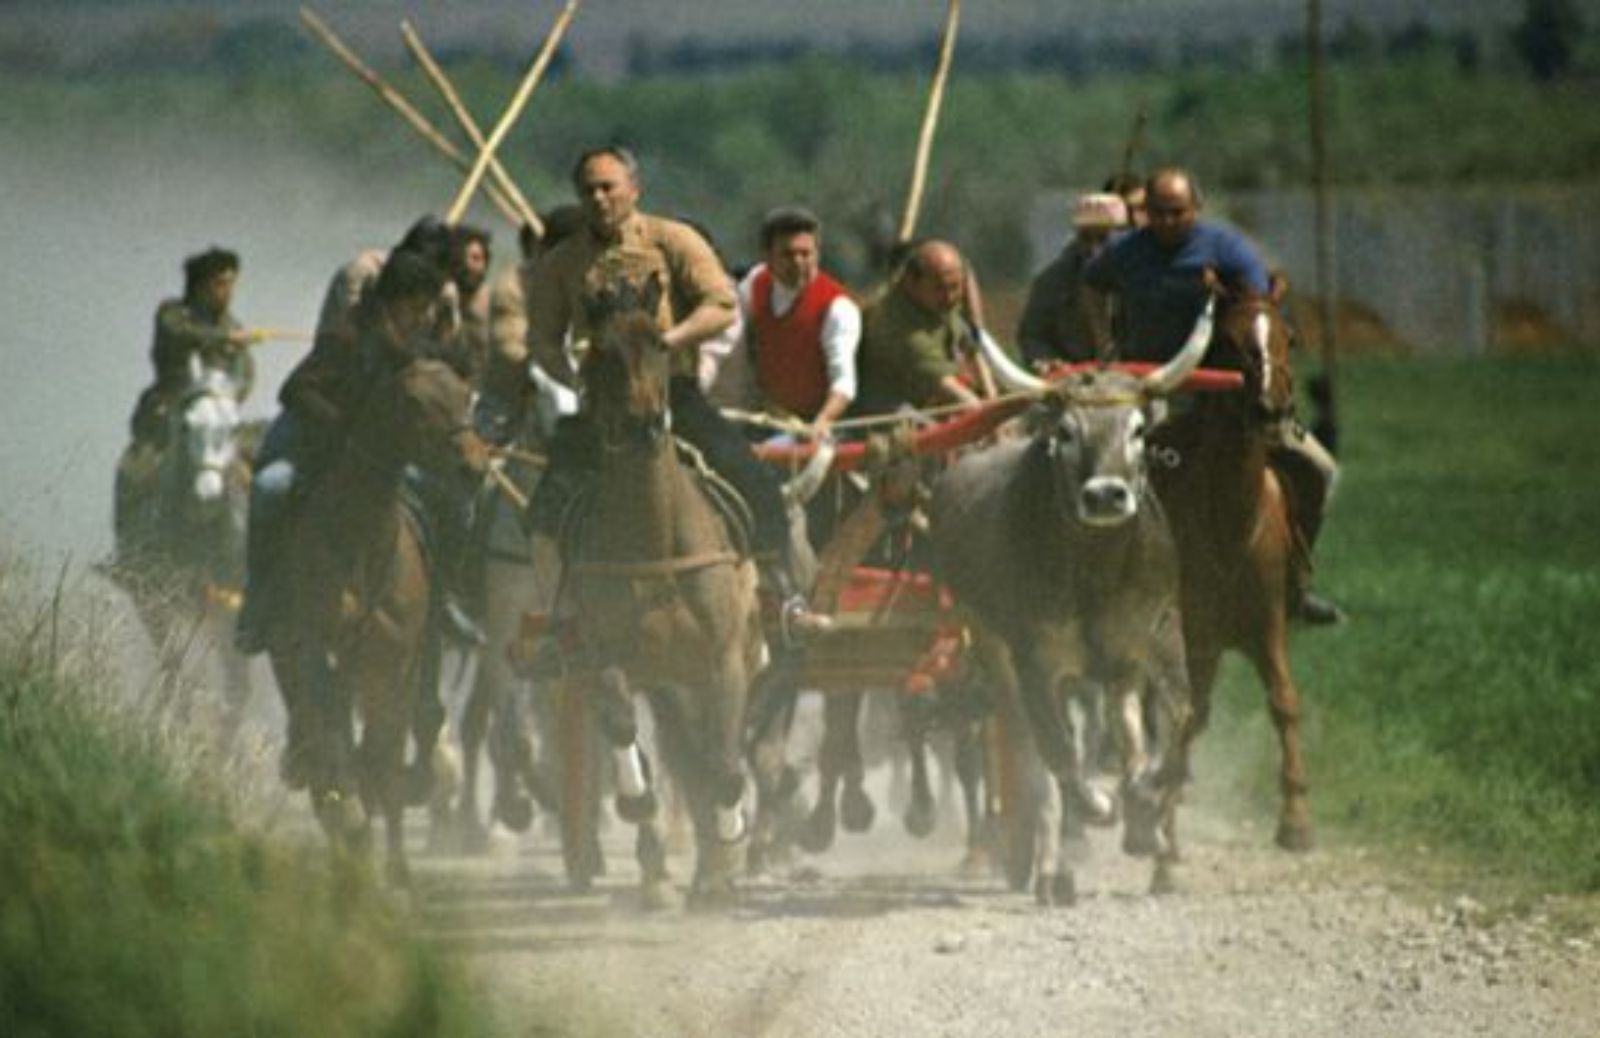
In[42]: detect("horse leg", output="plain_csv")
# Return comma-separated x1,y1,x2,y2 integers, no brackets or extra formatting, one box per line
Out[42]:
745,667,801,877
798,690,858,853
901,693,938,839
692,653,753,910
1252,636,1313,852
838,691,875,834
452,667,492,851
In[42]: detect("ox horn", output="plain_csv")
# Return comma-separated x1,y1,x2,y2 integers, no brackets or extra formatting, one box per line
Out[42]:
973,327,1048,393
782,438,837,507
1143,296,1215,395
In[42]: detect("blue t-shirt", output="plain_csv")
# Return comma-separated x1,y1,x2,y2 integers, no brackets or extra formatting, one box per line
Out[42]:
1083,222,1270,363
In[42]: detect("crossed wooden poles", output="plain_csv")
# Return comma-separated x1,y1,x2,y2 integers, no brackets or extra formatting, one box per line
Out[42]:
299,3,579,233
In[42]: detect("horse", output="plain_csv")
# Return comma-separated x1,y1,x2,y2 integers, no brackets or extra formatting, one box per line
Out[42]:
1153,279,1315,851
560,274,765,910
265,357,488,886
111,360,256,732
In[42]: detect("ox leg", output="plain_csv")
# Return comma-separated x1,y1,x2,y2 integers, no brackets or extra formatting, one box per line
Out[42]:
838,694,876,834
953,717,993,876
1015,657,1081,907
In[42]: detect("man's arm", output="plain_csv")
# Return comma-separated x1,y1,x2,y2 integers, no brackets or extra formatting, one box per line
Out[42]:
813,295,861,434
661,220,737,352
525,255,577,389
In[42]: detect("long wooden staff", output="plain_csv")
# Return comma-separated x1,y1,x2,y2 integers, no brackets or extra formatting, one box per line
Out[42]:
446,0,581,226
298,7,524,227
400,20,544,235
1119,100,1149,183
897,0,962,244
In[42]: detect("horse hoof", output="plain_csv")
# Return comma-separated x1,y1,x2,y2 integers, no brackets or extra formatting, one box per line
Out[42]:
639,879,678,912
402,763,434,807
494,793,535,833
797,804,836,854
840,788,875,833
615,790,658,824
957,847,993,878
903,798,937,839
1150,863,1179,897
1275,819,1314,853
1034,871,1076,907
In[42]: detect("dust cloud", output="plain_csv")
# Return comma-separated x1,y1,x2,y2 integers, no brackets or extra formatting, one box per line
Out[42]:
0,120,503,565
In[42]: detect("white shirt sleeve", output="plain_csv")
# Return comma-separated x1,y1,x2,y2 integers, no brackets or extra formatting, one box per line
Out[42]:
821,294,861,401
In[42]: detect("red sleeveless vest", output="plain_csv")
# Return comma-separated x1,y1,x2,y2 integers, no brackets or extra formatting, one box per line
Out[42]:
751,267,848,419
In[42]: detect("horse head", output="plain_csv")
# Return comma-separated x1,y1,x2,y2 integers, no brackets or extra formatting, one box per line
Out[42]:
1207,272,1295,418
389,359,490,482
165,362,243,518
583,273,672,452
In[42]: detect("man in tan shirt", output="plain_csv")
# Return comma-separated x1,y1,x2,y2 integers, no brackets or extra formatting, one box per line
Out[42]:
524,146,830,641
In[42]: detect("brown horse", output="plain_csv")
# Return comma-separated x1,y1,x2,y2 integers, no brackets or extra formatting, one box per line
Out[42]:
267,358,488,885
1154,280,1314,851
561,275,765,909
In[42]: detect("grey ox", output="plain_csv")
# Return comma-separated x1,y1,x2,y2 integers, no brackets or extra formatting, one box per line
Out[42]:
931,304,1214,904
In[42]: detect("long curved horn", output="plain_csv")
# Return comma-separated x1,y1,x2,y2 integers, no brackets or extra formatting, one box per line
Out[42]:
974,327,1047,392
1143,296,1215,395
782,439,837,507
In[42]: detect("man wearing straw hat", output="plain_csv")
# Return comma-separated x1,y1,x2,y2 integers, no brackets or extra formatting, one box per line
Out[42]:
1016,191,1128,368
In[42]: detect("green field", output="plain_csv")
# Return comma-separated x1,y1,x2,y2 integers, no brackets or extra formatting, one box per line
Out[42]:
1208,355,1600,894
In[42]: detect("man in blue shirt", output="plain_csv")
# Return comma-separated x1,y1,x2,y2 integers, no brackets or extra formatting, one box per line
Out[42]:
1085,167,1344,625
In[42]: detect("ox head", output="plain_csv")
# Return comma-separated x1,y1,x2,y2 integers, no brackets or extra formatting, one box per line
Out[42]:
978,302,1214,527
583,274,673,453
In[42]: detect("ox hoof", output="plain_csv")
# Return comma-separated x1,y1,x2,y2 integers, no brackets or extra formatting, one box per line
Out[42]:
840,787,876,833
1150,862,1179,897
957,846,993,878
494,792,535,833
615,790,658,825
687,882,739,913
1034,871,1076,907
1275,819,1314,853
903,797,937,839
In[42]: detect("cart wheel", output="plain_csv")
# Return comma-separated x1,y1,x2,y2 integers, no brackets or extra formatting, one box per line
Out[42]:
559,675,597,892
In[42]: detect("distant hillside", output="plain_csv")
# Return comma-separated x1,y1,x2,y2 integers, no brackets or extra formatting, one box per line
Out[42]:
6,0,1594,76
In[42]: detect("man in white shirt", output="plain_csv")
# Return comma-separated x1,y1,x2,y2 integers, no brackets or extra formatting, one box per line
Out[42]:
733,206,861,439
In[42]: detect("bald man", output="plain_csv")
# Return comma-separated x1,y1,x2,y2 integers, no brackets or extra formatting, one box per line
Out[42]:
854,239,984,415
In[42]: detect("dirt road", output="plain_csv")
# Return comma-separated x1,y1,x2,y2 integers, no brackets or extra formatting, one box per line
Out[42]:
412,753,1600,1038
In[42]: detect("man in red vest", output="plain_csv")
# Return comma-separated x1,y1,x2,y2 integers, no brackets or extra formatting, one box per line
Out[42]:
736,206,861,439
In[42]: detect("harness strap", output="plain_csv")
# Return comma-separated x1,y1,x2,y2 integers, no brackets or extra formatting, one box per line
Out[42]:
570,550,741,579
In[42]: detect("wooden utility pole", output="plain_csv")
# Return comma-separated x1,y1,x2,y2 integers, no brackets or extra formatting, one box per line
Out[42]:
1308,0,1339,403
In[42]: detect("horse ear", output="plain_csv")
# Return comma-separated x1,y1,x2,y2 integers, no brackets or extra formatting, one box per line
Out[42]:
1268,270,1289,305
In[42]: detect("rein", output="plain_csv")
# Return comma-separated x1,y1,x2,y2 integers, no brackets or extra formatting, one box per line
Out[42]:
570,549,741,579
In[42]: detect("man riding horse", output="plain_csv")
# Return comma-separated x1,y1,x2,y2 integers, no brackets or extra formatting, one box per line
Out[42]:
118,247,260,547
1084,166,1344,625
515,145,831,643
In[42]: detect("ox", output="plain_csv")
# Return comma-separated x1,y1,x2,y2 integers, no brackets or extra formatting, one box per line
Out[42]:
932,305,1214,903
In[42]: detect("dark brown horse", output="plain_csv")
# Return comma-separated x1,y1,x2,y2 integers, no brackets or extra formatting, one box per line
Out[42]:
1155,280,1314,851
562,275,765,909
267,358,488,884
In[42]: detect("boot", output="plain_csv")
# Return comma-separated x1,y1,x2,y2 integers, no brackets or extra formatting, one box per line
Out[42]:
760,555,834,648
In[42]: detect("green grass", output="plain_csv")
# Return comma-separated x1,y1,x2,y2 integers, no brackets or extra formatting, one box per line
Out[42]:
0,578,497,1037
1209,355,1600,893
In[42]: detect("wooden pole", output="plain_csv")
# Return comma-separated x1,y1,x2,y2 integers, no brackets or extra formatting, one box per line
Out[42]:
400,20,544,235
1119,100,1149,183
298,7,524,227
1307,0,1340,443
446,1,580,226
897,0,961,244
